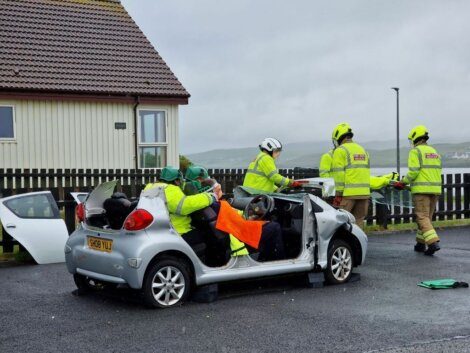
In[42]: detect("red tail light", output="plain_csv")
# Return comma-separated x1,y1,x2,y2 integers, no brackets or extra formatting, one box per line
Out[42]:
124,209,154,231
76,203,85,222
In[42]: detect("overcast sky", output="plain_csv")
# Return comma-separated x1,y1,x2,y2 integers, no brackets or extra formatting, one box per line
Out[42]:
122,0,470,154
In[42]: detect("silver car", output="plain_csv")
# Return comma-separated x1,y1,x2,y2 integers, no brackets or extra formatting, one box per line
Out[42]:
65,180,368,308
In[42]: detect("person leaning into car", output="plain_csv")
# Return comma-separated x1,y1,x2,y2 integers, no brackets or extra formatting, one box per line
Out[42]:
144,166,219,253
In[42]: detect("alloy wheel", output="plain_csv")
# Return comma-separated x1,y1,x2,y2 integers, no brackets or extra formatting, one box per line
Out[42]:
330,246,352,281
151,266,186,307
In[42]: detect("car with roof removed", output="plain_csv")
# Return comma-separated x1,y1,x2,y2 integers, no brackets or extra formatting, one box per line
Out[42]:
65,180,367,308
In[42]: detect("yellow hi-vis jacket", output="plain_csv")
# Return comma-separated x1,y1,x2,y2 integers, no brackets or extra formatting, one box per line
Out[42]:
331,141,371,197
402,144,442,194
319,150,334,178
144,182,214,235
243,152,291,193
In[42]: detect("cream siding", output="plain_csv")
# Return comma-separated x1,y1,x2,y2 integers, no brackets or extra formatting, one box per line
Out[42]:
0,99,179,169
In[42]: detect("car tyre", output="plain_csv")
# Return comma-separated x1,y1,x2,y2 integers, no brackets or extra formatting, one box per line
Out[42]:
143,256,191,309
325,239,354,285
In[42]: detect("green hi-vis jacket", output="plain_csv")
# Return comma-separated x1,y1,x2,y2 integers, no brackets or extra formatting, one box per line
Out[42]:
243,152,291,193
403,144,442,195
319,150,334,178
331,141,371,197
144,182,214,235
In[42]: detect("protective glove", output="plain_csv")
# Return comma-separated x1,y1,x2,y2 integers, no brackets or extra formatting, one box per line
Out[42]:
333,196,343,207
291,180,303,188
393,181,406,190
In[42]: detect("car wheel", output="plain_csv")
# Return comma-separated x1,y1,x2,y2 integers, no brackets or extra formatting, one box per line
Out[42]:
143,256,191,309
325,239,353,285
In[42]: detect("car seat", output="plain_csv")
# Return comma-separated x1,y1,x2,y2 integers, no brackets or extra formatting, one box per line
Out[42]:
103,192,137,230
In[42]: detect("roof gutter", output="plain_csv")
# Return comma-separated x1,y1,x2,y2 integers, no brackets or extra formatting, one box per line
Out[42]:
133,96,140,170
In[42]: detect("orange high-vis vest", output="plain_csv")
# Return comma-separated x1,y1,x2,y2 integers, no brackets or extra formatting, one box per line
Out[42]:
215,200,265,249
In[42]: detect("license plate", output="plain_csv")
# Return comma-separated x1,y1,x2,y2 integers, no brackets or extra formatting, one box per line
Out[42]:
87,236,113,253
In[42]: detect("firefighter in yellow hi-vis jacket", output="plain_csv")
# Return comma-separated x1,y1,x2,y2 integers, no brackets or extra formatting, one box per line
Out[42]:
330,123,371,229
243,138,303,193
319,149,334,178
394,126,442,255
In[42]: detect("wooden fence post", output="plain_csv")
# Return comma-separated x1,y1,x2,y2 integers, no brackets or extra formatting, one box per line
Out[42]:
64,192,76,235
455,174,462,219
464,173,470,219
1,225,14,253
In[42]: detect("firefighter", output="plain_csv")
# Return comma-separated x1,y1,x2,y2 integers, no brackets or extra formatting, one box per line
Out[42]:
319,149,334,178
144,166,218,256
243,137,303,193
330,123,371,229
394,126,442,255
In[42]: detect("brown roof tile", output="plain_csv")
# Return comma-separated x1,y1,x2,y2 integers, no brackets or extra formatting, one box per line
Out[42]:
0,0,190,98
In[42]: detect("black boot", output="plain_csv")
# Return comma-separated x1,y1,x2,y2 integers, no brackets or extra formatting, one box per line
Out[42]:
424,242,440,256
414,243,426,253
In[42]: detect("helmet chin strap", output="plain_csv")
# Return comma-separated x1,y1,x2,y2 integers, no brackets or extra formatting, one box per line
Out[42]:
333,139,339,148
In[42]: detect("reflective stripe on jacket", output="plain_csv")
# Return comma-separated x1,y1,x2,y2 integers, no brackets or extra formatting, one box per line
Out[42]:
144,182,213,234
403,144,442,195
243,152,291,193
319,150,334,178
331,142,371,197
229,234,249,256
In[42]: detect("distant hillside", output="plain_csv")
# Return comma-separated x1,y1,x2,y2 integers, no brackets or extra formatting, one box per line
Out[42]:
187,140,470,168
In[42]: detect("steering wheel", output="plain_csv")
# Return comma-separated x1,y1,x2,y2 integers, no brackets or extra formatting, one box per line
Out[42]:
243,194,275,220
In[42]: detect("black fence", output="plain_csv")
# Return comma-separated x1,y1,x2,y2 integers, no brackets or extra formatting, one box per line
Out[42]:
0,168,469,253
0,168,318,253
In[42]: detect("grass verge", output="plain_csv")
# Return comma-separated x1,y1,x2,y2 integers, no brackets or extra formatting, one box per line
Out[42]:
366,218,470,233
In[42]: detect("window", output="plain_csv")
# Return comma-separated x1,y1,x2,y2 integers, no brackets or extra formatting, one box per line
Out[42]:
138,110,167,168
4,194,59,219
0,106,15,139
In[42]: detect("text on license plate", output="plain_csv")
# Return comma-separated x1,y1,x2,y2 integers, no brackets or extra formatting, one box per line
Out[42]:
87,236,113,253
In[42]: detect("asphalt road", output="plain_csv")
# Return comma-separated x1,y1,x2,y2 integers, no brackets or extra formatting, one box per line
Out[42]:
1,227,470,353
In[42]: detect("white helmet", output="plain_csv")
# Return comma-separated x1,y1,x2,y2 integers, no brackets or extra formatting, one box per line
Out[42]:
260,137,283,152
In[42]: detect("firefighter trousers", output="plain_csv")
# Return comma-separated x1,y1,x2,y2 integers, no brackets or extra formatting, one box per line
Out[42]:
339,198,369,230
413,194,440,245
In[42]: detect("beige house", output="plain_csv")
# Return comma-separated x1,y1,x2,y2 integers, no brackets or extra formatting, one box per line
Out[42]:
0,0,189,169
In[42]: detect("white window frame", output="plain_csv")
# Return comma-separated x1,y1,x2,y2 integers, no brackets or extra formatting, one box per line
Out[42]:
0,105,16,141
137,109,168,169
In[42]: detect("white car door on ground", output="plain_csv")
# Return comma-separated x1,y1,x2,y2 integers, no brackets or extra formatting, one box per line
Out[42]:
0,191,69,264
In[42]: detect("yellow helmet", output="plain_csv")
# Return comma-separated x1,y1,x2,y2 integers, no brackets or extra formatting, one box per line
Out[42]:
408,125,429,145
332,123,353,147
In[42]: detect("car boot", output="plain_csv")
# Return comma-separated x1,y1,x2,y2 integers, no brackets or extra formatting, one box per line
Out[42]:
414,242,426,253
424,242,440,256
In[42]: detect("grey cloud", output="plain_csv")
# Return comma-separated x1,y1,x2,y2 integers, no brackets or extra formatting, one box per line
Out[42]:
122,0,470,153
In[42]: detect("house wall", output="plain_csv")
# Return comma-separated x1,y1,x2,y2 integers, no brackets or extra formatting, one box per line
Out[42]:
0,99,179,169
